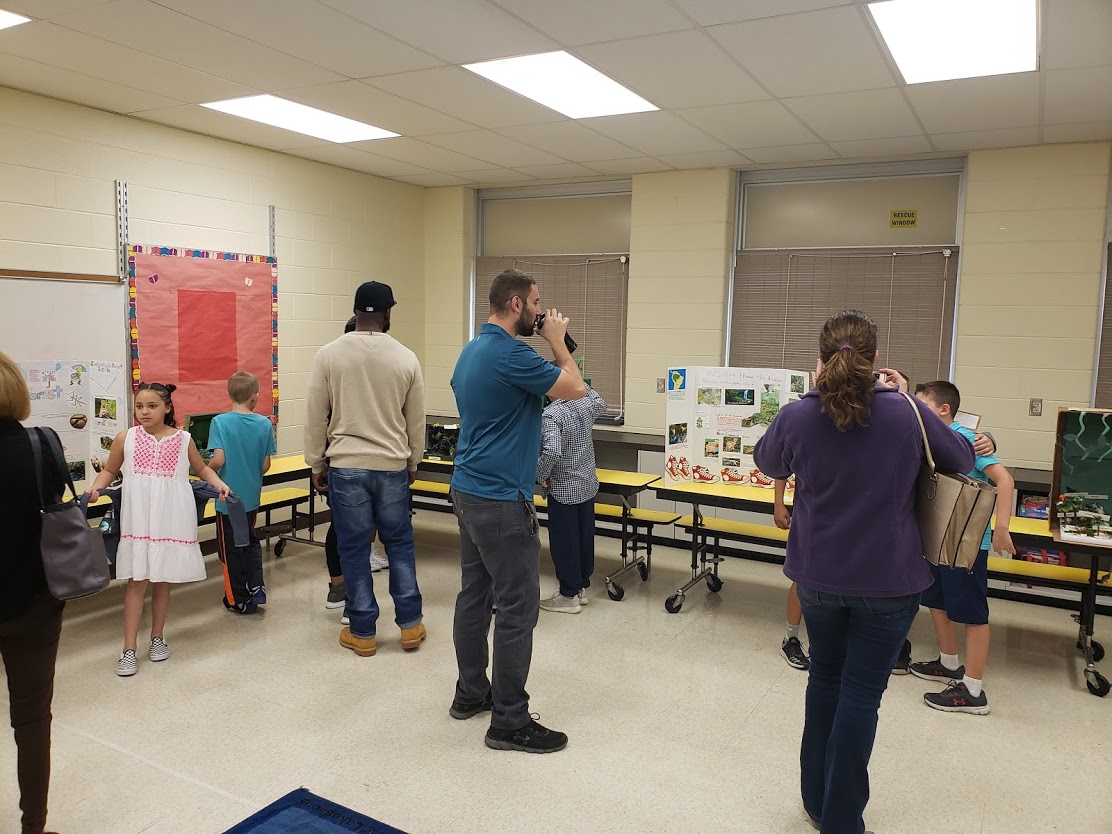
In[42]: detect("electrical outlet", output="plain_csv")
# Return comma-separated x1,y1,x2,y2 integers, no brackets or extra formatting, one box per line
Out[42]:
1029,398,1043,417
656,378,666,393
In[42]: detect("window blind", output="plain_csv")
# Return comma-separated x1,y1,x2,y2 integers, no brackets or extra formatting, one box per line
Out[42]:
728,247,958,388
474,255,628,421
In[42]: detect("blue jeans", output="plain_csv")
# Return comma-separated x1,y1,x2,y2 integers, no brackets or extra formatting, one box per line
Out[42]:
797,585,920,834
329,468,422,638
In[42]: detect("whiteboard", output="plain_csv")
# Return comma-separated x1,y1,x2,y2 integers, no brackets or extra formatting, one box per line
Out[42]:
0,277,129,367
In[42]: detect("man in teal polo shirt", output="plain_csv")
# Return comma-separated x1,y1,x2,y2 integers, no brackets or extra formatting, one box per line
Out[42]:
449,268,586,754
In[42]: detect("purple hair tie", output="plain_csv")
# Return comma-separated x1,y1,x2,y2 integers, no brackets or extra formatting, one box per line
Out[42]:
838,345,854,351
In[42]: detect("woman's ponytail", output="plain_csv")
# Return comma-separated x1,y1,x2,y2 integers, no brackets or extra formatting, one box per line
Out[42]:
815,310,878,432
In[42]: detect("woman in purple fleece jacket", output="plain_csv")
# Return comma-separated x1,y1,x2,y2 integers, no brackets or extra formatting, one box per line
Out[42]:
754,310,973,834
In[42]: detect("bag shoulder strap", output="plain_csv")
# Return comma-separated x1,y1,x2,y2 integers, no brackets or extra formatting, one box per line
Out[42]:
900,392,937,476
25,427,46,510
31,426,77,503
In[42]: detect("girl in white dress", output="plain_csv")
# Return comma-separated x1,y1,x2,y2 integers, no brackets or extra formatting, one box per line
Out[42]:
86,383,230,676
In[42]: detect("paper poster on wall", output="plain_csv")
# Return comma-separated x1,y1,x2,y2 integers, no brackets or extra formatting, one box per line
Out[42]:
19,359,126,489
664,366,811,487
129,245,278,424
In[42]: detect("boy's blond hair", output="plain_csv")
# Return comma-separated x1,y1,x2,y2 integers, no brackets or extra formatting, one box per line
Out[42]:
227,371,260,405
0,350,31,421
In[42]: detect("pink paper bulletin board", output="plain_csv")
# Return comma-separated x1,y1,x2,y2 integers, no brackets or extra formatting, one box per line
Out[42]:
128,245,278,423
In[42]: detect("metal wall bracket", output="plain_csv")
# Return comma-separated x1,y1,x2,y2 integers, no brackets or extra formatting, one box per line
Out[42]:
115,179,129,282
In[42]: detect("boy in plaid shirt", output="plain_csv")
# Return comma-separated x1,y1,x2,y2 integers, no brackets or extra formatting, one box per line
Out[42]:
536,383,607,613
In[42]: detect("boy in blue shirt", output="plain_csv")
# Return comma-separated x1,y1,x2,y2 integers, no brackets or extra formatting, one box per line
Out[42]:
208,371,276,614
911,380,1015,714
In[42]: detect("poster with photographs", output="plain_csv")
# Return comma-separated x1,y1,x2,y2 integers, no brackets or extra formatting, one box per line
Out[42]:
19,359,128,490
664,366,810,487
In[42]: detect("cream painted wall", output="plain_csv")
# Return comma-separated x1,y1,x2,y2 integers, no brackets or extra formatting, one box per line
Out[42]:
956,142,1112,468
423,186,475,418
623,169,736,433
0,87,425,455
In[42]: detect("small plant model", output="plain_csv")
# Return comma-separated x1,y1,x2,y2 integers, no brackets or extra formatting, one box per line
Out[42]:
1056,492,1112,541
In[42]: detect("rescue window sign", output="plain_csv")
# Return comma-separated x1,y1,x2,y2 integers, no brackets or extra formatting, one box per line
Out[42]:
890,209,918,228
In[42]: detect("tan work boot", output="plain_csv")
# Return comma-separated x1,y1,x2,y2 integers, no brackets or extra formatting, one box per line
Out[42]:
340,627,377,657
400,622,427,651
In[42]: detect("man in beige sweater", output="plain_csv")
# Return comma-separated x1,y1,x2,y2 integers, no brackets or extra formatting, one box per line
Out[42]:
305,281,426,658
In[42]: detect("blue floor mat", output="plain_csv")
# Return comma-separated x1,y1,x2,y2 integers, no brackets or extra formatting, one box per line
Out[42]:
223,788,406,834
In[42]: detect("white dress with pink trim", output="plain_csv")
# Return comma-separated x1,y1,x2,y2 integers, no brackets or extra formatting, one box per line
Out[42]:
115,426,206,583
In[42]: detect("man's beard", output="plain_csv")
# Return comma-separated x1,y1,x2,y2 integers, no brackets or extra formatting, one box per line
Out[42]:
515,308,535,337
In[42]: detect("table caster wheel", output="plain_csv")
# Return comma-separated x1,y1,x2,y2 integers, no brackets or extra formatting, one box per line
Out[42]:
665,594,683,613
706,574,723,593
637,562,649,582
607,583,625,601
1086,670,1110,697
274,539,287,558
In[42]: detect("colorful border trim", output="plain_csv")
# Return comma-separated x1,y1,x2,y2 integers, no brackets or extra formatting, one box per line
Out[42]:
127,245,280,422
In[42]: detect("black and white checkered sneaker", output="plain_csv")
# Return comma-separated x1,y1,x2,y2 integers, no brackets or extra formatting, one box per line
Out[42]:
149,636,170,662
116,649,137,677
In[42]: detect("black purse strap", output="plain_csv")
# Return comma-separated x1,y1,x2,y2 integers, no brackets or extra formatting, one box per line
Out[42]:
26,427,77,507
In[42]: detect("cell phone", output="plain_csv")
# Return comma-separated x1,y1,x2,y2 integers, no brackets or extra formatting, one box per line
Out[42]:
534,313,578,353
874,372,887,385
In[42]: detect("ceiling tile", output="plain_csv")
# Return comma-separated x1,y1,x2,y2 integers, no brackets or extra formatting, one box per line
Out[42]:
510,162,603,179
0,0,113,17
420,130,566,167
1044,67,1112,125
455,168,537,184
586,157,672,175
133,105,329,150
366,66,561,128
1042,0,1112,71
708,7,896,97
279,81,476,137
784,88,921,142
678,100,817,149
1042,122,1112,143
495,122,641,161
575,30,768,109
906,73,1039,133
281,144,434,178
0,21,254,102
161,0,443,79
53,0,342,91
346,137,490,173
930,127,1040,152
656,149,753,169
320,0,558,65
394,172,472,187
744,143,838,164
829,136,933,158
0,52,179,113
491,0,692,46
673,0,851,26
580,111,726,155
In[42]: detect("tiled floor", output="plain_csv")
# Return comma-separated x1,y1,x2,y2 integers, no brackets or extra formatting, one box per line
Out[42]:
2,513,1110,833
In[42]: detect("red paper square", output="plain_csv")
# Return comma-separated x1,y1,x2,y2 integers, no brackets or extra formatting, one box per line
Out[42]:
177,290,238,383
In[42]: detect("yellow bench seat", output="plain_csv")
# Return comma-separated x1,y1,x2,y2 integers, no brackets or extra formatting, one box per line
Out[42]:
675,514,789,543
987,556,1111,587
411,479,450,496
201,487,310,520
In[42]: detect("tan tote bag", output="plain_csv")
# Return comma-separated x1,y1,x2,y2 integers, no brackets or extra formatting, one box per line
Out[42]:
901,393,996,572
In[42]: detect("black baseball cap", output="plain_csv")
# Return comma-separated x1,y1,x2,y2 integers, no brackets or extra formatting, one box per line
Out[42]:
354,281,396,313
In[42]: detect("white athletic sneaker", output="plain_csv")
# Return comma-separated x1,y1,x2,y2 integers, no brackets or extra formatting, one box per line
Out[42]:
578,589,589,606
341,608,350,626
149,636,170,662
370,547,389,573
116,649,137,677
540,592,581,614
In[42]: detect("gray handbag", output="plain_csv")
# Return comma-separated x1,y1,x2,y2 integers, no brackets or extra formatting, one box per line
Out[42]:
901,393,996,572
27,427,111,600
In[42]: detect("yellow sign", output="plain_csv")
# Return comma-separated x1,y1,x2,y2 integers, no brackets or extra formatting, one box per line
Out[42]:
890,209,918,228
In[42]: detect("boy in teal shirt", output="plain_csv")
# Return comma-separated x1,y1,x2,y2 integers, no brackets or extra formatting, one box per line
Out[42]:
910,381,1015,714
208,371,276,613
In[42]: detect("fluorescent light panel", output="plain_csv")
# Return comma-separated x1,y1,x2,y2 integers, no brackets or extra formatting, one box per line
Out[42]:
868,0,1037,84
201,95,398,143
464,51,657,119
0,9,31,30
